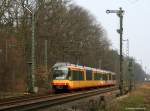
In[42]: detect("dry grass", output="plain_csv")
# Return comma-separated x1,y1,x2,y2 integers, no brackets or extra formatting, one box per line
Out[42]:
108,83,150,111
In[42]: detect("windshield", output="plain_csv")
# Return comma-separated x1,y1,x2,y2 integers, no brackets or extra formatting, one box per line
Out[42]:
52,67,69,80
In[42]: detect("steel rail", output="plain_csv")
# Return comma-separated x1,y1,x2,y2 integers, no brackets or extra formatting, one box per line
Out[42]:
0,87,118,111
0,93,67,106
0,94,38,103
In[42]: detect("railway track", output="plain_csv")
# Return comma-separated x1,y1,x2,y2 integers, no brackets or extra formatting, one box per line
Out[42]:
0,94,53,106
0,94,39,103
0,93,69,107
0,87,119,111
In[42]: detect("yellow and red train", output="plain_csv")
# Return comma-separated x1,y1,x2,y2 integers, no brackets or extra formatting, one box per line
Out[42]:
51,63,116,92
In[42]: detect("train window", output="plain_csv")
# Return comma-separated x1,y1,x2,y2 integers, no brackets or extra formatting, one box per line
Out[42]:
52,67,69,80
94,72,100,80
107,74,109,80
94,72,110,80
99,74,103,80
72,70,78,80
112,75,116,80
78,71,84,80
102,74,104,80
94,73,98,80
86,70,92,80
102,74,107,80
72,70,84,81
109,74,112,80
66,68,72,80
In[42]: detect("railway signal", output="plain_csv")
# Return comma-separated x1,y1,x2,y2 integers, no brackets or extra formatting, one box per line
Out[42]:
106,7,125,95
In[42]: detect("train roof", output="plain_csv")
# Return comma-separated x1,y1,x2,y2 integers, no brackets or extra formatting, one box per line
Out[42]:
53,62,116,75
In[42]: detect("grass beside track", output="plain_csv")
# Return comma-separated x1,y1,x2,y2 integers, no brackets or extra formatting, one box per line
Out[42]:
108,82,150,111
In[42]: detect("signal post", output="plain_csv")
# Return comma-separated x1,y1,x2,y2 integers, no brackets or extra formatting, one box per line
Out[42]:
106,7,125,95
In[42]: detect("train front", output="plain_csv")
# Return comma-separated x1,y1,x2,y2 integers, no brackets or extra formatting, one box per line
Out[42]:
51,65,71,92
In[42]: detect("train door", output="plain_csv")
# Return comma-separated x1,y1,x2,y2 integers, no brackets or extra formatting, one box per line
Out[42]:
71,69,84,89
86,69,93,87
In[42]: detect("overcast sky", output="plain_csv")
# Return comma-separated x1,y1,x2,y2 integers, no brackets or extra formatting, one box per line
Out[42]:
74,0,150,73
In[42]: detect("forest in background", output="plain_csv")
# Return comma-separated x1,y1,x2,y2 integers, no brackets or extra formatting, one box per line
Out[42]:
0,0,147,94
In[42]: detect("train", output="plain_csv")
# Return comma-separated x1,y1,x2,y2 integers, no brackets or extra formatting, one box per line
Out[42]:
50,63,116,92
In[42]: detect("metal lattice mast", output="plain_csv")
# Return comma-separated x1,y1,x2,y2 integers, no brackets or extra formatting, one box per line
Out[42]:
31,11,35,93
